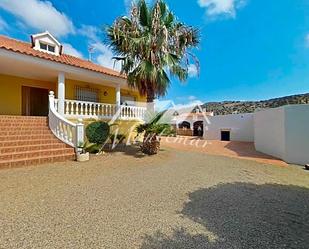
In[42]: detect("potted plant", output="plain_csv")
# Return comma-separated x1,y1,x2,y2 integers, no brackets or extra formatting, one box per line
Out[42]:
76,142,90,162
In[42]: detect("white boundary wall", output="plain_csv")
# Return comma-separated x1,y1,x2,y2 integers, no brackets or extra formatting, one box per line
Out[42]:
204,113,254,142
254,104,309,165
254,107,285,159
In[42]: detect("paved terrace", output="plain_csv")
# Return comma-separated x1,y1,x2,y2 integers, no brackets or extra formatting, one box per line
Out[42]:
161,136,287,166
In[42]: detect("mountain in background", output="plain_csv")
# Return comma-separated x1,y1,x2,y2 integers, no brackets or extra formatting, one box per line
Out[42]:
202,93,309,115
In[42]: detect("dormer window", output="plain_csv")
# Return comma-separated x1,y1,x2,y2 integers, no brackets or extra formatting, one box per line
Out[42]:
48,45,55,53
39,42,55,53
39,42,47,50
32,31,61,56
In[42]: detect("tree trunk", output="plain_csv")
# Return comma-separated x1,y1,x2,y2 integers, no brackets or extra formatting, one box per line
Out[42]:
140,83,161,155
146,84,155,113
140,132,160,155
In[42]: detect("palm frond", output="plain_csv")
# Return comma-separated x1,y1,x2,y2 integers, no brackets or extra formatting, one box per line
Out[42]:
105,0,200,102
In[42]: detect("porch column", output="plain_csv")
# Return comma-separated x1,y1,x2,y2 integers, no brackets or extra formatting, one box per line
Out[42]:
57,72,65,116
115,84,121,108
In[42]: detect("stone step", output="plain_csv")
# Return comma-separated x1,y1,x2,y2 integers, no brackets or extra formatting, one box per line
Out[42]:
0,154,75,169
0,139,65,147
0,130,53,136
0,115,75,168
0,116,47,120
0,117,48,125
0,143,69,153
0,134,55,141
0,119,48,124
0,126,50,131
0,148,75,161
0,123,49,128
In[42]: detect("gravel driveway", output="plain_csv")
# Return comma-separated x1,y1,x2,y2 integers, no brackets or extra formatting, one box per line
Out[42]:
0,146,308,248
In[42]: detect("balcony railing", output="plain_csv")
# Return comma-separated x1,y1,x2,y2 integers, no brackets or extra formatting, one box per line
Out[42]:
54,99,147,120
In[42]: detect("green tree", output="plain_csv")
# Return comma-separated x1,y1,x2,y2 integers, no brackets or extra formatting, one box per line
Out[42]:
106,0,200,103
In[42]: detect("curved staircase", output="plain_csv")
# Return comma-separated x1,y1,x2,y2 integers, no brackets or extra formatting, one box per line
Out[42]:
0,116,75,169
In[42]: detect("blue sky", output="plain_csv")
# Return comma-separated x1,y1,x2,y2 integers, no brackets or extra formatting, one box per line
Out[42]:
0,0,309,104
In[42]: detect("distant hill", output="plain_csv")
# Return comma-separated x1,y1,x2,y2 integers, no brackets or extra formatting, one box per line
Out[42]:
202,93,309,115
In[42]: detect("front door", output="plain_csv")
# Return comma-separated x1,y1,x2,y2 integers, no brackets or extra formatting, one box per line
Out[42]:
22,86,49,116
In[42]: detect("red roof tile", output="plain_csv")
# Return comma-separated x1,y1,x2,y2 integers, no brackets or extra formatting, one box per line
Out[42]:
0,35,126,79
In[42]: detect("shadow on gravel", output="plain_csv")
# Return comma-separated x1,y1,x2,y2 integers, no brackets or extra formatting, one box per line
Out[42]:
105,144,167,158
104,144,147,158
140,183,309,249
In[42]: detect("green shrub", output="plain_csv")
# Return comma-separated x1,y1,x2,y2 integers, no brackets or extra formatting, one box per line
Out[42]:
86,121,110,144
136,123,175,136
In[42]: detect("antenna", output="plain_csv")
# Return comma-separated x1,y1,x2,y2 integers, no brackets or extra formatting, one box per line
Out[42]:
88,46,95,61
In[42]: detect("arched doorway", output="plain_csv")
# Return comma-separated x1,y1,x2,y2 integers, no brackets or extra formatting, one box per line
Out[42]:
178,121,191,129
193,121,203,137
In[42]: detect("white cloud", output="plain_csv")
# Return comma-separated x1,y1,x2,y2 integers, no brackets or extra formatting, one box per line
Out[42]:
0,0,74,37
62,43,83,58
92,42,121,71
188,95,198,101
198,0,246,18
176,96,201,104
78,25,121,71
188,64,198,78
78,25,101,41
0,16,8,31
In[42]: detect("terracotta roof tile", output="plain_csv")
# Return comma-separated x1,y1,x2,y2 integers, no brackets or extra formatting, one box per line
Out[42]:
0,35,126,79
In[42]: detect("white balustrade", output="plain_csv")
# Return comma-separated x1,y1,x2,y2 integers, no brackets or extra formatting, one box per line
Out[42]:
119,105,147,120
49,92,84,148
55,99,146,120
49,93,146,148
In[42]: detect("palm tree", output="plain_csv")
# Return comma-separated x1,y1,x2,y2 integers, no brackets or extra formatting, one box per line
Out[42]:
106,0,200,104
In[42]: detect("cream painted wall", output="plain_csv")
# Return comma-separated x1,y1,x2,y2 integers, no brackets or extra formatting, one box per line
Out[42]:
65,79,116,104
69,118,142,143
0,74,145,115
204,113,254,142
65,79,145,104
0,74,56,115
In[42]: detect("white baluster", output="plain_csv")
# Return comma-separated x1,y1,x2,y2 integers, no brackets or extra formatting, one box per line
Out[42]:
124,106,128,118
81,103,85,116
85,103,88,116
95,104,98,116
64,101,68,115
75,102,78,115
70,101,74,115
89,103,93,116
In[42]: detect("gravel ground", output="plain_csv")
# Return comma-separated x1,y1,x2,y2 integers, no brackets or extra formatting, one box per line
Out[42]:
0,146,308,249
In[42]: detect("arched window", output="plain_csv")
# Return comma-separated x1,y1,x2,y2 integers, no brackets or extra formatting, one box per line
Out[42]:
178,121,191,129
193,121,203,136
